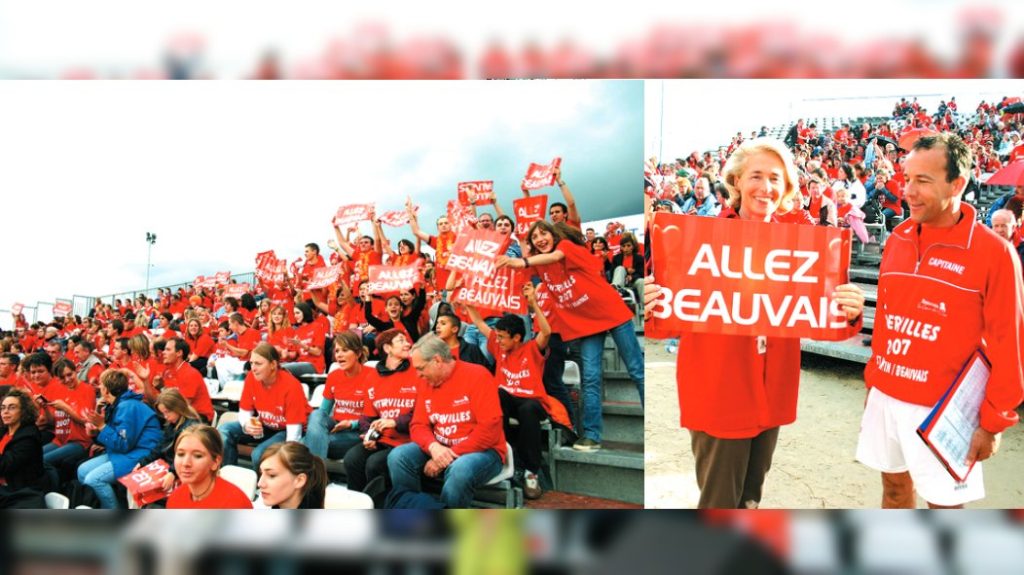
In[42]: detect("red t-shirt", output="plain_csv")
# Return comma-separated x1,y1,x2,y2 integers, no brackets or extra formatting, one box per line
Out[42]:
323,366,372,423
184,333,215,359
532,240,634,341
268,326,297,359
231,328,262,360
166,476,254,509
410,361,507,463
364,367,420,447
430,232,457,289
486,332,571,429
352,247,383,282
240,369,310,431
49,382,96,449
162,361,214,422
294,321,327,373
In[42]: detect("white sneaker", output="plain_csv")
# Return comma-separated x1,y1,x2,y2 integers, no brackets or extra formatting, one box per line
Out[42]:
524,471,542,500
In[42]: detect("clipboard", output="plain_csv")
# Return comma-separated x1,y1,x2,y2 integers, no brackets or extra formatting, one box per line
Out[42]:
916,349,991,483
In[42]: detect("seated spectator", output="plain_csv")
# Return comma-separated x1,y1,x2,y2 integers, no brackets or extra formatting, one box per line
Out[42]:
836,187,873,244
212,313,261,387
18,353,57,445
303,332,371,461
79,369,162,509
181,318,215,375
387,335,505,509
468,284,572,500
266,305,297,362
0,353,26,389
688,175,721,217
364,287,427,344
166,425,253,509
42,358,95,472
806,174,838,227
158,338,214,423
218,343,309,468
0,388,47,507
73,340,105,388
433,312,492,371
611,232,644,301
134,388,201,504
343,329,419,501
256,442,328,509
590,236,614,282
288,303,327,374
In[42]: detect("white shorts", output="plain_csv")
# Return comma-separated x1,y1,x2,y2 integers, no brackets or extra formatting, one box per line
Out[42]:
856,386,985,507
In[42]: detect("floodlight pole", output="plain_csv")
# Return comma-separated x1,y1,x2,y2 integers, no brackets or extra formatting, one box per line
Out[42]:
145,232,157,292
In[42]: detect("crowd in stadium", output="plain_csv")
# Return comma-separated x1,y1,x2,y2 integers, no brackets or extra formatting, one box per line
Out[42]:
0,165,645,509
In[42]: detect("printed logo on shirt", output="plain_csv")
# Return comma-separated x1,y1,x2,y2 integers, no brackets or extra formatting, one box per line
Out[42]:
916,298,948,317
452,395,470,407
400,387,418,394
926,257,965,275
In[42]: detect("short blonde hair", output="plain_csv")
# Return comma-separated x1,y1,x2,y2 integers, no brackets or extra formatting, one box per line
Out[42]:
722,138,800,212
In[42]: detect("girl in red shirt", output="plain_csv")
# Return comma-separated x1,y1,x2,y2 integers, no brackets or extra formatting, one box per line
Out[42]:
302,332,371,461
267,306,297,363
182,318,215,375
290,303,326,374
166,425,253,509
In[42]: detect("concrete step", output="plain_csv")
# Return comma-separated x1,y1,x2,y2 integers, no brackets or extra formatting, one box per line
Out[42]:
550,441,643,505
600,401,644,444
800,334,872,364
601,373,644,403
849,266,880,283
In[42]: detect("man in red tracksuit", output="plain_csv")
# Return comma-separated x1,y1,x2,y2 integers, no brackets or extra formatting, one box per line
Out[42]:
386,334,506,508
857,133,1024,508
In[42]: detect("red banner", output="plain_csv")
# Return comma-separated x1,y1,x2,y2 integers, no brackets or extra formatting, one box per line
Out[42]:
648,212,857,340
447,199,478,235
222,283,251,300
255,251,288,288
214,271,231,285
457,181,495,206
117,459,171,506
521,157,562,190
445,228,510,280
193,275,205,288
451,267,528,314
11,303,24,315
306,264,343,290
200,277,217,289
53,301,73,317
513,195,548,238
366,262,422,294
379,207,417,227
333,203,374,228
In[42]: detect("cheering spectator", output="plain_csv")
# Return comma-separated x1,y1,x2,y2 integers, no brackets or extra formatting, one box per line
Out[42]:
334,223,382,284
166,425,253,509
387,335,505,509
375,218,421,266
218,343,309,468
498,221,644,452
611,232,644,300
0,388,47,507
364,287,427,345
303,333,371,461
590,236,614,282
79,369,162,509
267,305,297,362
257,442,328,509
407,196,457,292
343,329,419,501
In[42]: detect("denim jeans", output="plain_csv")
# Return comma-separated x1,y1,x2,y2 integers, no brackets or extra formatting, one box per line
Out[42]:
43,442,88,468
575,319,645,443
77,454,119,509
302,409,362,460
387,443,503,508
218,420,288,467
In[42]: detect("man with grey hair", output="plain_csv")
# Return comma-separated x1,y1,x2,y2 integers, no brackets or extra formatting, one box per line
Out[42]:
990,209,1024,273
386,334,507,508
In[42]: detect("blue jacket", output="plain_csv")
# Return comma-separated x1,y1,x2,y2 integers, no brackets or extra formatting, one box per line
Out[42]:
96,390,163,478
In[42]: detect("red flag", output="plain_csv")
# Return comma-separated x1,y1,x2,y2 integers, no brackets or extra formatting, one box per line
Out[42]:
513,194,548,238
333,203,374,228
306,264,343,291
366,262,422,294
648,212,857,340
118,459,172,506
457,181,496,206
451,267,528,314
445,228,510,280
521,157,562,190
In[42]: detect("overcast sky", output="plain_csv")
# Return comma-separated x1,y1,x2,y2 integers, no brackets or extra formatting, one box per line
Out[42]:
0,80,642,317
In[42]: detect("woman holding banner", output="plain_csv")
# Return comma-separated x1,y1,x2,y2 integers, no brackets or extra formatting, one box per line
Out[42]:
497,221,644,453
363,287,427,345
643,138,865,509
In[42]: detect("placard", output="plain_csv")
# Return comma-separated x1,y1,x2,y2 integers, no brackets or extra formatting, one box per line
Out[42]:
222,283,251,300
513,195,548,238
53,301,73,317
451,267,528,314
333,203,374,228
445,228,510,280
522,157,562,190
648,212,857,340
11,303,24,315
306,264,344,290
118,459,171,506
379,207,417,227
366,262,422,294
457,181,495,206
447,199,478,235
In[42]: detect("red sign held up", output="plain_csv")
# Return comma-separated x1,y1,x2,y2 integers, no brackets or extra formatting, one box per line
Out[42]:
513,194,548,238
379,207,417,227
447,199,478,235
648,212,857,340
118,459,172,507
214,271,231,285
521,157,562,190
366,262,422,294
306,264,343,291
457,181,495,206
53,301,73,317
222,283,251,300
333,204,374,228
445,228,510,280
11,303,24,315
451,267,528,315
255,250,288,288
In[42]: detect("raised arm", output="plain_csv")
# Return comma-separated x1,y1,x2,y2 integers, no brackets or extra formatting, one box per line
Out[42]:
333,224,356,258
406,196,432,242
524,282,549,350
465,304,492,339
374,217,396,259
554,165,580,225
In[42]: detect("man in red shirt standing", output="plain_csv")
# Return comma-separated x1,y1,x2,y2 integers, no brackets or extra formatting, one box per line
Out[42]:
857,133,1024,508
159,338,215,423
408,198,457,293
387,334,506,508
0,353,27,390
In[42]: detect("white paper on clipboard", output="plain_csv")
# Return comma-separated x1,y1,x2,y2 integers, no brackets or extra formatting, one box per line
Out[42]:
918,353,990,481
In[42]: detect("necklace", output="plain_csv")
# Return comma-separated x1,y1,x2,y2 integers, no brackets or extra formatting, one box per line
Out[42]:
190,476,216,502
